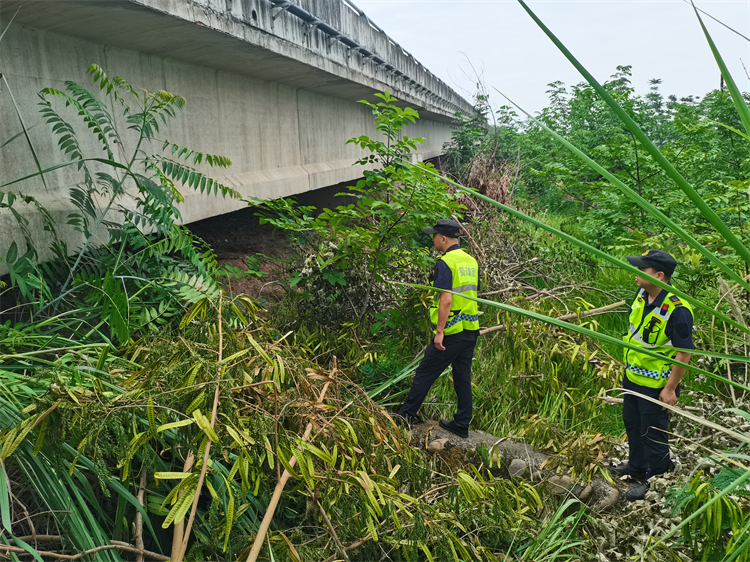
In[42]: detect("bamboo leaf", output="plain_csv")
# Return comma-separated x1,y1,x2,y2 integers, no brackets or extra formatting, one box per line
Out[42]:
222,474,234,552
264,435,275,470
156,418,194,433
711,120,750,142
154,472,194,480
648,469,750,555
1,76,47,191
193,409,219,443
692,2,750,137
9,536,44,562
65,444,162,551
277,448,300,480
277,531,301,562
396,281,750,393
0,6,21,45
0,468,12,533
162,481,198,528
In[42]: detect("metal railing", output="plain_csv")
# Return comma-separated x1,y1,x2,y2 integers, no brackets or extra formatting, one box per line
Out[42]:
266,0,464,114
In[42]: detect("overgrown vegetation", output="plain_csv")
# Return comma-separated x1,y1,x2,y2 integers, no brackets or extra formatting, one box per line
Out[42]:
1,1,750,560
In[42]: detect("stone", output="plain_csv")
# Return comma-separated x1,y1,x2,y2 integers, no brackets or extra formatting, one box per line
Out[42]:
427,438,449,453
579,484,594,501
508,459,527,477
548,475,573,495
594,487,620,511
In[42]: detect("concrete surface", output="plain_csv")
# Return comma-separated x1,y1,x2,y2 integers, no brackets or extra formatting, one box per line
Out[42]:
0,0,472,266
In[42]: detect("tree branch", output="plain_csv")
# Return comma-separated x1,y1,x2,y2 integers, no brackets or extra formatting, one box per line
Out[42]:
175,293,224,561
135,467,148,562
479,299,626,336
0,543,169,561
246,378,334,562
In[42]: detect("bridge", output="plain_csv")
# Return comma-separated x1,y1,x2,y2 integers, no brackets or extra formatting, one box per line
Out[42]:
0,0,471,259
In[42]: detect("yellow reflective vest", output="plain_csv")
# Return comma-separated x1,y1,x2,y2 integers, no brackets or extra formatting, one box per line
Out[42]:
430,248,480,336
623,289,693,388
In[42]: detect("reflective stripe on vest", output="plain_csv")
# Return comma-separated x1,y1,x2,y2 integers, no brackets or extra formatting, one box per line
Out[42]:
622,289,693,388
430,248,480,335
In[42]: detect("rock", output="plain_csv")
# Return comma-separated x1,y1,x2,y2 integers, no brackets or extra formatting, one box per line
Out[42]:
579,484,593,501
406,420,620,510
548,475,573,495
594,487,620,511
427,438,449,453
508,458,527,477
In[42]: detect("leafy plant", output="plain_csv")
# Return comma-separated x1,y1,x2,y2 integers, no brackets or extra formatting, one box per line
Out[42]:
1,63,240,344
254,91,465,333
666,469,747,560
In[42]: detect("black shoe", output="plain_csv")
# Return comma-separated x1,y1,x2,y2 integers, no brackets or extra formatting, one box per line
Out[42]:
390,411,422,429
439,419,469,439
625,481,650,501
608,464,647,482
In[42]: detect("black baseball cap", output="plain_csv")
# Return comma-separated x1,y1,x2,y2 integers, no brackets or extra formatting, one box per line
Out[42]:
626,249,677,277
423,219,460,238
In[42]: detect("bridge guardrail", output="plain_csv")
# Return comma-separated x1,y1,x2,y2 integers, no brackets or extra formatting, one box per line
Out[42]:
265,0,467,115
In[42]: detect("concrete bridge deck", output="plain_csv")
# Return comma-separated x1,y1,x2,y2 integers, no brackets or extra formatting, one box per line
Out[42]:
0,0,472,260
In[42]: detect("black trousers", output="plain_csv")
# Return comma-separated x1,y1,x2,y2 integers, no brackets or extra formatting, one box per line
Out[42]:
398,336,477,428
622,374,675,477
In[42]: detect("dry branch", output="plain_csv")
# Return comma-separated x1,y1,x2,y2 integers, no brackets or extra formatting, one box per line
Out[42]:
135,468,148,562
175,293,225,561
0,543,169,561
246,379,333,562
320,536,373,562
479,299,626,336
598,395,701,412
308,486,350,562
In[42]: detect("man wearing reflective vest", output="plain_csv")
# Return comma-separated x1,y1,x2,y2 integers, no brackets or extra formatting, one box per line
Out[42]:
396,219,480,438
610,249,694,501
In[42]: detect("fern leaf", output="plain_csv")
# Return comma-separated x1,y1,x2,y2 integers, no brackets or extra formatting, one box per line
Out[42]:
158,158,240,199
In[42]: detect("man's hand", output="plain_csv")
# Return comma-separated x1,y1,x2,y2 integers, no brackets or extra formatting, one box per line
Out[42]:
660,352,690,411
434,331,446,351
433,292,452,351
659,386,678,410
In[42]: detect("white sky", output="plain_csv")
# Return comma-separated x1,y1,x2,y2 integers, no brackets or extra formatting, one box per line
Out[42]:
354,0,750,114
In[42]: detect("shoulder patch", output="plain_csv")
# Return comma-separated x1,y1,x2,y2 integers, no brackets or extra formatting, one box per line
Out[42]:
668,295,683,306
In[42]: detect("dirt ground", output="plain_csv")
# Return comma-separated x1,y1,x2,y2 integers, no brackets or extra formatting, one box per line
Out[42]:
186,206,293,297
184,180,363,297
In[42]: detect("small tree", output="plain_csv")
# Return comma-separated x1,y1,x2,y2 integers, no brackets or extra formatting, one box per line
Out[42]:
1,64,239,342
255,91,464,331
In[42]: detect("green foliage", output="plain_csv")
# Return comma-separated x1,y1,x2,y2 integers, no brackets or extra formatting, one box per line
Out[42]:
665,469,747,560
514,498,587,561
431,4,750,562
489,67,750,287
254,91,465,335
442,92,492,182
0,295,573,561
2,63,238,344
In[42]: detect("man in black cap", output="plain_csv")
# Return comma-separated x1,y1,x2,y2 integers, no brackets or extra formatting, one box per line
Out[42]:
395,219,480,438
610,249,694,500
